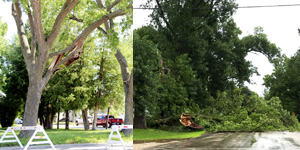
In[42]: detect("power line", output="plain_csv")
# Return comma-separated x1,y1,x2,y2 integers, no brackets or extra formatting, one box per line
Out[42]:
238,4,300,8
133,3,300,10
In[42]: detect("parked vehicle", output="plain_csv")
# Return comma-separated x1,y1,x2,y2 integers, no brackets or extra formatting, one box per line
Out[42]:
75,115,92,126
94,115,123,128
59,118,73,122
15,119,23,124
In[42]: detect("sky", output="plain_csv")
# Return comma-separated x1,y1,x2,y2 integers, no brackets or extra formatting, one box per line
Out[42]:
133,0,300,96
0,1,19,39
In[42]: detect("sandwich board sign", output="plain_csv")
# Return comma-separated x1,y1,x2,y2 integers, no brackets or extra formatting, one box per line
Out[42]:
105,125,133,150
0,125,56,150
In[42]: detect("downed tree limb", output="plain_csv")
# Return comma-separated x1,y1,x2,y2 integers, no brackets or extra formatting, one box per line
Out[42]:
196,114,223,122
153,117,173,124
180,113,202,129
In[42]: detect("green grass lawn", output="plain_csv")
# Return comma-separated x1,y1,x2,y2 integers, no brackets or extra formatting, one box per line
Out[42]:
51,122,76,126
0,128,132,147
134,129,205,141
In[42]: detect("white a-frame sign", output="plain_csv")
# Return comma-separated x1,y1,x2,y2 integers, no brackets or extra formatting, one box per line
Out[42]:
0,125,56,150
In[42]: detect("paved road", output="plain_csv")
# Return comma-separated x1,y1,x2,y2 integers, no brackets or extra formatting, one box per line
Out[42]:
0,143,133,150
134,132,300,150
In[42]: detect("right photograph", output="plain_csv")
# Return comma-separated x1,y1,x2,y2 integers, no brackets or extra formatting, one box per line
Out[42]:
133,0,300,149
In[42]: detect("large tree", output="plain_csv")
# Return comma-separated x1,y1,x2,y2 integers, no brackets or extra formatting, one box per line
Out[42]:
10,0,132,137
264,52,300,119
0,38,28,127
134,0,281,128
133,28,160,129
147,0,280,99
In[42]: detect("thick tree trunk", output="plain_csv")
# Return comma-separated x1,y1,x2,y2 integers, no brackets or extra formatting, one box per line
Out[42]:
82,108,89,130
134,110,147,129
65,110,69,130
57,111,60,129
38,101,45,127
39,116,44,126
92,102,99,130
115,49,133,136
106,107,110,129
123,70,133,136
93,56,104,130
19,82,43,138
45,104,50,129
47,108,55,129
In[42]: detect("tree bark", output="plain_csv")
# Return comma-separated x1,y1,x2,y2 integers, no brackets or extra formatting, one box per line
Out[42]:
45,104,50,129
115,49,133,136
93,55,104,130
19,82,43,137
57,111,60,129
134,110,147,129
39,116,44,126
48,108,55,129
38,102,45,126
92,102,99,130
82,108,89,130
65,110,69,130
106,107,110,129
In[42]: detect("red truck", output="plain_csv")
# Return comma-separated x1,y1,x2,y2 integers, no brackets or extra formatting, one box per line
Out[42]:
93,115,123,128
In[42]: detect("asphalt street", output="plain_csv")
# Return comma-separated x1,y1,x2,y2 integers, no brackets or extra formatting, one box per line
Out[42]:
134,132,300,150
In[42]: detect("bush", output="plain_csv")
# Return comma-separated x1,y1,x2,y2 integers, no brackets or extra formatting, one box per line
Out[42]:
200,90,300,132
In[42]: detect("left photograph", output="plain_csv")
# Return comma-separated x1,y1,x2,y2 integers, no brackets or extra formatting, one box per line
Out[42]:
0,0,133,149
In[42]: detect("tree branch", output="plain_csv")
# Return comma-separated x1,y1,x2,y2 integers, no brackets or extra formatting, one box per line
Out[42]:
104,21,110,31
27,7,36,63
31,0,46,51
109,19,114,31
45,39,85,84
70,15,83,22
12,1,33,71
47,0,79,47
31,0,50,80
96,0,105,10
107,0,121,11
49,8,127,58
155,0,176,37
69,15,108,35
115,49,130,84
97,27,107,35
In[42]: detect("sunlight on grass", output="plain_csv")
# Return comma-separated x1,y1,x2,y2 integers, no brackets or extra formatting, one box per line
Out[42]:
133,129,205,140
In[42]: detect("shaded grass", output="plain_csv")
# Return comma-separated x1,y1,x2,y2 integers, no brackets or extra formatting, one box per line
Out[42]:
0,128,132,147
50,122,76,125
133,128,205,140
